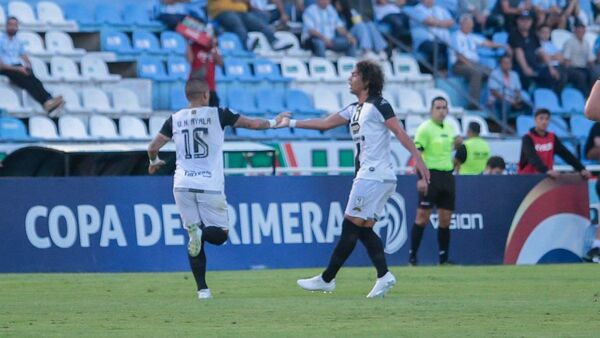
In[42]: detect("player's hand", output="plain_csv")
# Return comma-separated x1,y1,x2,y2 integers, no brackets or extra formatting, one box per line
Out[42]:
417,178,428,195
580,169,591,179
148,160,166,175
547,170,560,179
414,157,430,184
274,111,291,128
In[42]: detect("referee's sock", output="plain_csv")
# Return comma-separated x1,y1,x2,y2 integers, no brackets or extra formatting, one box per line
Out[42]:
188,247,208,290
359,227,389,278
202,226,228,245
409,223,426,257
322,218,360,283
438,227,450,263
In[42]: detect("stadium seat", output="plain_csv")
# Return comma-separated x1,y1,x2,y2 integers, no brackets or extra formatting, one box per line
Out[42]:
549,116,570,138
136,57,170,81
58,115,88,139
396,88,428,114
218,33,253,58
423,88,464,115
256,88,285,113
308,57,339,81
252,58,291,83
169,82,188,110
339,89,356,106
533,88,563,114
462,114,490,136
313,90,342,112
119,116,149,139
264,127,295,139
293,128,323,138
28,57,53,82
82,87,116,114
80,55,121,82
227,87,260,115
274,31,311,58
405,115,426,137
235,127,265,139
36,1,77,31
570,115,594,139
112,87,151,114
45,31,85,57
445,115,462,135
160,31,187,55
50,86,84,113
393,54,433,82
166,56,189,81
132,30,167,56
380,60,397,81
90,115,119,139
101,30,138,58
0,116,29,140
123,4,163,30
248,31,280,58
0,5,6,26
50,56,84,82
280,58,314,82
0,86,32,114
561,88,585,114
64,3,100,31
8,1,44,30
149,115,168,136
551,29,573,50
285,89,323,115
95,4,129,30
516,115,535,136
492,32,508,45
16,31,51,58
224,58,259,83
337,56,356,80
28,115,58,139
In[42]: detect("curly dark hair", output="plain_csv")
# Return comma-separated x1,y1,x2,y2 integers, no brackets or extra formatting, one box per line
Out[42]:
355,60,385,97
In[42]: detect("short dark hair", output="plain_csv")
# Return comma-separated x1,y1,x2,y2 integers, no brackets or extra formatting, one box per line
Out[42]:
486,156,506,170
185,79,209,101
534,108,551,117
7,16,18,23
430,96,447,109
355,60,385,96
468,122,480,134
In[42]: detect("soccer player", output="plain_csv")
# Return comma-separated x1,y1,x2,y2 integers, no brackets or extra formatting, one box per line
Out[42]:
585,80,600,121
290,60,430,298
147,79,289,300
409,97,461,266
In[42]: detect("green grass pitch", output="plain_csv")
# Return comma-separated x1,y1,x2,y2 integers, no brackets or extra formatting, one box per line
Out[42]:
1,264,599,337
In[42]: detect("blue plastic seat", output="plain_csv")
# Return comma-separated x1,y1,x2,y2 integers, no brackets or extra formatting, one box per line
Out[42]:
101,30,139,58
167,56,190,80
132,31,167,56
255,88,285,114
0,117,29,140
124,4,164,30
170,82,188,110
570,115,594,139
161,31,187,55
554,140,577,165
285,89,323,115
264,128,295,139
227,87,261,115
137,57,171,81
215,66,232,84
224,58,259,83
561,87,585,114
516,115,535,136
235,128,265,139
293,128,324,138
492,32,508,45
218,33,253,58
216,88,228,106
95,4,130,30
64,4,100,31
548,116,570,138
533,88,563,114
253,59,291,83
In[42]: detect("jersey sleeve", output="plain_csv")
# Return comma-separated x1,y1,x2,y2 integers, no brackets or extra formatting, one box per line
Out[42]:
375,98,396,121
219,107,241,129
414,124,428,151
338,103,355,120
159,116,173,138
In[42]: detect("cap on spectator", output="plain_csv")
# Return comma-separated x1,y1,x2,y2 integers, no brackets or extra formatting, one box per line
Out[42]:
574,19,585,28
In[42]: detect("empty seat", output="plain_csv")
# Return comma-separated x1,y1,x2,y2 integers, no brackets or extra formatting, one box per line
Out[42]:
285,89,322,115
423,88,463,114
167,56,189,80
397,88,427,114
0,86,31,113
461,115,490,136
16,31,50,57
308,57,338,81
274,31,310,57
28,115,59,139
29,56,53,81
119,115,149,139
405,115,426,136
255,88,285,113
132,30,166,55
169,82,188,110
50,56,83,82
58,115,88,139
224,59,259,82
280,58,313,82
95,4,129,30
137,57,170,80
160,31,186,55
36,1,77,30
101,30,138,57
123,4,163,30
112,87,151,114
0,116,29,139
393,54,433,82
444,115,462,136
50,86,84,113
82,87,115,114
516,115,535,136
561,87,585,114
218,32,252,57
548,116,570,138
571,115,594,139
90,115,119,138
534,88,563,113
64,3,100,31
248,31,278,57
313,90,342,112
8,1,44,30
337,56,356,80
227,87,260,115
149,115,168,136
80,55,121,81
45,31,85,56
253,59,290,83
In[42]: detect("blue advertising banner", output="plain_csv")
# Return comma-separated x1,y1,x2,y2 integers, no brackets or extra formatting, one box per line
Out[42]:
0,175,588,272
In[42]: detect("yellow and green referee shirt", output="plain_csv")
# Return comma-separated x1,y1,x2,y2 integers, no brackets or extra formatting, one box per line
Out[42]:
414,119,457,171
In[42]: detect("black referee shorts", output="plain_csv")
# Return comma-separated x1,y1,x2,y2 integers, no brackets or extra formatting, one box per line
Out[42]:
418,170,455,211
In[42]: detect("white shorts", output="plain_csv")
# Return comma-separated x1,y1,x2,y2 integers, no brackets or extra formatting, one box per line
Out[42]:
173,188,229,229
345,178,396,221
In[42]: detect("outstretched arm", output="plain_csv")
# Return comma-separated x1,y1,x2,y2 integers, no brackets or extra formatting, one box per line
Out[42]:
234,111,291,130
147,133,170,174
290,113,348,131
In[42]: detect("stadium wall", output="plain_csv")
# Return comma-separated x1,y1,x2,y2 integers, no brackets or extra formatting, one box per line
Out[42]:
0,175,591,272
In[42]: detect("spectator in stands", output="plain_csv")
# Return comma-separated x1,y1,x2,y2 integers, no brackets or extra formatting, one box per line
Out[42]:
207,0,292,51
492,0,533,32
488,55,528,116
458,0,503,34
333,0,388,60
0,17,64,115
373,0,412,48
518,108,590,178
455,122,491,174
187,32,223,107
410,0,455,73
302,0,357,57
483,156,506,174
563,21,600,95
509,11,566,92
156,0,207,30
250,0,289,26
537,24,563,66
532,0,564,28
451,14,507,109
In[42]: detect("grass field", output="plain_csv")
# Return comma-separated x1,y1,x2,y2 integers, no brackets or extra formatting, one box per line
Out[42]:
1,264,599,337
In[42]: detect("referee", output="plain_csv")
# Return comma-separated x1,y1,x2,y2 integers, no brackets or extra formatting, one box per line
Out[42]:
409,96,460,265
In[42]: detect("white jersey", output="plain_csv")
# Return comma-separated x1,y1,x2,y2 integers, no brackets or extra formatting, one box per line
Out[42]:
159,106,240,191
339,96,397,181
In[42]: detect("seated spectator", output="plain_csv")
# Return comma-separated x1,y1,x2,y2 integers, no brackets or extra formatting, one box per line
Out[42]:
333,0,387,60
156,0,207,30
492,0,533,32
488,55,528,117
451,14,507,108
187,34,223,107
563,21,600,95
250,0,289,26
483,156,506,174
207,0,292,51
537,24,563,67
518,108,590,178
302,0,357,57
410,0,455,73
0,17,64,115
458,0,503,35
509,11,566,92
373,0,412,47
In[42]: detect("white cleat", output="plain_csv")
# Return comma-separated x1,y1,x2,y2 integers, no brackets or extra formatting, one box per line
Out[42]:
366,271,396,298
198,289,212,299
297,274,336,292
187,223,202,257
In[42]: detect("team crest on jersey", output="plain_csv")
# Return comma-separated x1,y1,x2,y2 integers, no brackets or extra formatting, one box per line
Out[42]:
353,196,365,212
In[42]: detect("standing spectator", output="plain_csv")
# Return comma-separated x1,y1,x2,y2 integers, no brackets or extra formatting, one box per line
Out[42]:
187,34,223,107
207,0,292,51
488,55,528,116
451,14,506,108
492,0,533,32
373,0,412,47
410,0,455,73
333,0,388,60
455,122,491,174
518,108,590,178
302,0,357,57
483,156,506,174
0,17,64,115
250,0,289,25
509,11,566,92
563,21,600,95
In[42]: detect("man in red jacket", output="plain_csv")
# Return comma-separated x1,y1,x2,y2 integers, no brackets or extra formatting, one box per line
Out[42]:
518,108,590,179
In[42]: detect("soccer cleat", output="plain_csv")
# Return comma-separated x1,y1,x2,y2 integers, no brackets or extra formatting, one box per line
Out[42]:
198,289,212,299
187,223,203,257
366,271,396,298
297,274,336,292
583,247,600,262
408,252,418,266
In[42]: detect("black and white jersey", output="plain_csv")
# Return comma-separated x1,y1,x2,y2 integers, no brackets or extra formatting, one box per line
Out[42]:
339,96,396,181
160,106,239,191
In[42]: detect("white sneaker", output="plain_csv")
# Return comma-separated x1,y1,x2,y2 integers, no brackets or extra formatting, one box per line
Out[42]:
187,223,202,257
366,271,396,298
297,274,336,292
198,289,212,299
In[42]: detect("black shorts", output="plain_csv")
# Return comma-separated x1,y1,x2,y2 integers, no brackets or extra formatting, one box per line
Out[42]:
418,170,455,210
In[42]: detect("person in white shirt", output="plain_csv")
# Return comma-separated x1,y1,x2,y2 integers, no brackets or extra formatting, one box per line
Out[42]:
563,21,600,94
488,55,528,117
302,0,357,57
410,0,455,72
147,79,289,300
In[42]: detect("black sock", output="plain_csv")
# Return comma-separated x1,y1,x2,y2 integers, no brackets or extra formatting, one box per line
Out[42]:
359,227,389,278
188,246,207,290
438,227,450,263
202,226,228,245
322,218,360,282
410,223,426,257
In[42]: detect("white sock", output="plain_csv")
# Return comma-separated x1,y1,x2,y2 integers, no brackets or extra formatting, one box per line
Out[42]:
593,239,600,249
